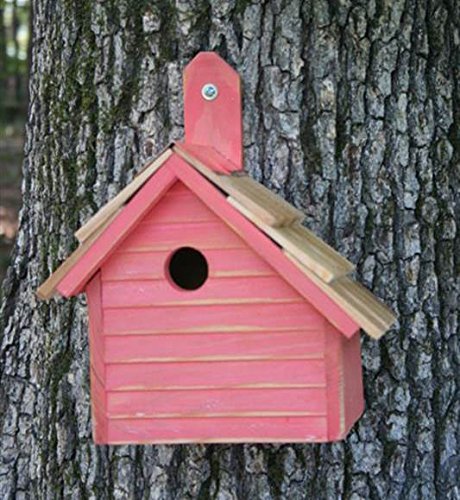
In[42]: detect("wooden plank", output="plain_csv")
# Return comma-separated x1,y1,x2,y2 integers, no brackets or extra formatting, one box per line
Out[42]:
183,52,243,171
55,164,177,297
118,220,245,252
75,148,172,243
340,331,364,435
285,251,396,339
174,143,304,226
107,387,327,418
324,325,345,440
107,416,328,443
87,273,105,381
228,198,354,283
102,302,324,335
86,273,107,443
89,372,108,444
169,155,359,337
141,182,216,224
101,248,276,281
106,359,326,391
337,278,397,328
102,276,303,308
36,208,122,300
104,330,324,363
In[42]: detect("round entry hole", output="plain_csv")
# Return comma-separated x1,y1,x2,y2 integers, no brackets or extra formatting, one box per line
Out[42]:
167,247,208,291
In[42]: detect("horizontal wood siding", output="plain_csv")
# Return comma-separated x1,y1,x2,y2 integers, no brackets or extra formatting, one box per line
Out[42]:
101,248,275,281
106,359,326,391
107,387,327,417
102,276,303,307
104,331,324,363
104,303,323,335
141,182,216,223
107,416,328,444
100,181,330,442
119,221,244,252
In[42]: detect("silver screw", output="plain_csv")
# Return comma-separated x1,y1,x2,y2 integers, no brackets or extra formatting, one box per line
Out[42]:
201,83,218,101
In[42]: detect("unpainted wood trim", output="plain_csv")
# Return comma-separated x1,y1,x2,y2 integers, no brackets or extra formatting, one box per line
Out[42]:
173,143,304,226
227,197,354,283
284,251,396,339
36,208,122,300
75,148,172,243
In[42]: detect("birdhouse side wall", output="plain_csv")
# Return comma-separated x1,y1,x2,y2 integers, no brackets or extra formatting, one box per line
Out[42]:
341,331,364,432
324,324,364,440
93,181,346,443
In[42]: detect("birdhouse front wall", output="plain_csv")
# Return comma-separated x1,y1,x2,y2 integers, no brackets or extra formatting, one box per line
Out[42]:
86,180,363,444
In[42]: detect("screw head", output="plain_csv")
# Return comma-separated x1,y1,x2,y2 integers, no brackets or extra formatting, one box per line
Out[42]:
201,83,218,101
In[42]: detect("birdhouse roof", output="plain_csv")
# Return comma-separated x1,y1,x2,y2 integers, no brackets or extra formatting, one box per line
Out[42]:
37,142,396,340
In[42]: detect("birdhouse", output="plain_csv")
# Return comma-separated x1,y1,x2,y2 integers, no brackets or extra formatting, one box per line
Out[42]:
38,52,396,445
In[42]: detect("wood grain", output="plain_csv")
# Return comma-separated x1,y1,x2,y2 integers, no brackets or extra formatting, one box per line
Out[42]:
86,273,107,443
75,148,172,242
101,248,276,281
106,359,326,391
183,52,243,171
118,220,245,252
174,142,304,226
107,416,328,443
104,331,324,363
103,302,324,335
56,164,177,297
102,276,304,308
285,251,396,339
227,197,354,283
141,181,216,224
170,155,359,337
107,387,327,418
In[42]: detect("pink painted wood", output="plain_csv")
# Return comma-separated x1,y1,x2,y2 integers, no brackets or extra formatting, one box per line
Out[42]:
105,359,326,392
56,160,177,297
183,52,243,171
119,220,245,252
169,155,359,337
103,302,324,335
107,387,327,418
104,331,324,363
102,248,275,281
50,51,369,444
102,276,304,308
66,156,365,442
324,324,344,440
341,332,364,434
93,179,359,442
86,273,107,443
107,416,328,444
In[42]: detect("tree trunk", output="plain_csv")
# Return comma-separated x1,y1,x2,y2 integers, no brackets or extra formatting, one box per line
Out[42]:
0,4,6,117
1,0,459,498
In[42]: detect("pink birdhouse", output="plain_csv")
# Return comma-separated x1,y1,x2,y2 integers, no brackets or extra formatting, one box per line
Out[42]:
38,52,396,444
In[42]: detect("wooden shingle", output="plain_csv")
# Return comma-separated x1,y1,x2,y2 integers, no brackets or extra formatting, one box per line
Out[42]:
174,143,304,227
284,252,396,339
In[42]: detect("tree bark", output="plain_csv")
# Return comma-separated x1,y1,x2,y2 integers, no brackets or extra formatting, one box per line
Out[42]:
1,0,459,498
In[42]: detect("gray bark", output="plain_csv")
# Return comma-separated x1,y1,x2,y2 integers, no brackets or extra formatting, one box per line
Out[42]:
1,0,459,498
